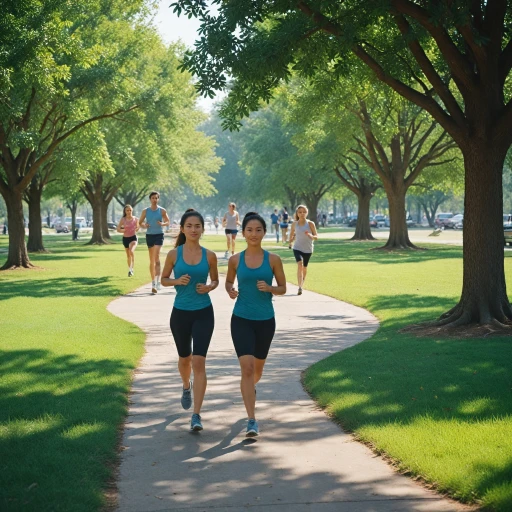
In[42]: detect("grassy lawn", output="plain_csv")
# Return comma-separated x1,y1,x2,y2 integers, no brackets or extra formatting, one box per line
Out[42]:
0,234,155,511
261,239,511,511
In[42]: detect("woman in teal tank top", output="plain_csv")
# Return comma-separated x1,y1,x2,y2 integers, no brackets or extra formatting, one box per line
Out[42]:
225,212,286,437
161,209,219,432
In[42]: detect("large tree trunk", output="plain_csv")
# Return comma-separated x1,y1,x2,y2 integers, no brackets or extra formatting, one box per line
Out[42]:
437,144,512,327
352,190,376,240
82,174,115,244
102,202,111,240
26,182,46,253
1,191,32,269
87,197,109,244
379,183,419,250
303,196,319,225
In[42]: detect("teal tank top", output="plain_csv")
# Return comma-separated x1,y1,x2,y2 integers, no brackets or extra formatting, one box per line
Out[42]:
233,250,274,320
173,245,211,311
145,206,164,235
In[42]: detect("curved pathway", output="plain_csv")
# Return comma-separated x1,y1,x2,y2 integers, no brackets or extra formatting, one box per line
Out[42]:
108,277,469,512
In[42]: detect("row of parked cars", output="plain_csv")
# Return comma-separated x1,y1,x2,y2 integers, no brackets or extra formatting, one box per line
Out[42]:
505,214,512,246
435,213,464,229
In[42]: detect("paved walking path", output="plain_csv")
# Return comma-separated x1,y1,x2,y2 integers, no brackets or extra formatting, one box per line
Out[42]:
108,275,469,512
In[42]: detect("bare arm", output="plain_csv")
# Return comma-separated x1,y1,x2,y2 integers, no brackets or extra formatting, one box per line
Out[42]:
159,208,170,227
116,218,125,234
225,254,239,299
289,221,296,243
257,253,286,295
161,250,191,287
135,217,140,232
307,221,318,240
196,250,220,294
139,209,148,229
236,212,241,226
222,213,227,227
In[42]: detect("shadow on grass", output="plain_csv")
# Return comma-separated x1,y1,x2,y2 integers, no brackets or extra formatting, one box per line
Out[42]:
0,349,134,511
0,276,122,300
305,293,512,507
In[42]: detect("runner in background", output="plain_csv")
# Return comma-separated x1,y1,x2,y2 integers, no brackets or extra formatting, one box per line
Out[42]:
139,191,170,294
222,202,241,258
117,205,139,277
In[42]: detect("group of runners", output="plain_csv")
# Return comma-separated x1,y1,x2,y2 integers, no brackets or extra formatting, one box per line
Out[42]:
116,191,318,436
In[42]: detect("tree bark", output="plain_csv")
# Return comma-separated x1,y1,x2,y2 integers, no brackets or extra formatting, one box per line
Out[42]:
1,191,32,269
82,175,111,245
352,190,376,240
378,182,419,250
26,181,46,252
437,143,512,327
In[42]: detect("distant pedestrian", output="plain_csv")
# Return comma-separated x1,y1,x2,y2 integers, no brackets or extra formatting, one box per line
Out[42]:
117,205,140,277
2,223,7,235
214,216,220,234
139,191,170,294
322,213,327,227
289,205,318,295
222,202,241,258
225,212,286,437
270,209,280,242
161,209,219,431
280,206,290,244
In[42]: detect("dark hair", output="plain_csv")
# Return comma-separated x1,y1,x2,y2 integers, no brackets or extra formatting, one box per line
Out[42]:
242,211,267,232
175,209,205,247
123,204,133,218
149,191,159,199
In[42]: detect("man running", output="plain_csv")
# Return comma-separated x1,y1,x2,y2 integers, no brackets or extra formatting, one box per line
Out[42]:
270,209,280,242
139,191,170,294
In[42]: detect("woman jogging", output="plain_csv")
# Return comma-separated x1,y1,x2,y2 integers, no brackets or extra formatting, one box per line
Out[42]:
222,202,241,258
280,206,290,245
117,205,139,277
289,205,318,295
225,212,286,437
161,209,219,431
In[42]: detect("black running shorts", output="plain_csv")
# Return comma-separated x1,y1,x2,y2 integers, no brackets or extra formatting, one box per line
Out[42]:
170,305,214,358
146,233,164,248
231,314,276,360
122,235,138,249
293,249,312,267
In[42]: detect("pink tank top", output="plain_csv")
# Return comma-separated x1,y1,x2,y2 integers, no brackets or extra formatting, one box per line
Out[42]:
123,217,137,237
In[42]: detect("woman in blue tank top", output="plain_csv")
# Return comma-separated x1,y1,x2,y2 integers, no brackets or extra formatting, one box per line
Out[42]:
161,209,219,432
225,212,286,437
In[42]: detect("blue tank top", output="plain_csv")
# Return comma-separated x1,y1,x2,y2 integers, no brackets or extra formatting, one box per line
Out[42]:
233,250,274,320
173,245,211,311
145,206,164,235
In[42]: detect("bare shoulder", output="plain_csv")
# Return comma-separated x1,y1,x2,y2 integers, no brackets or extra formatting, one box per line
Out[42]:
268,252,283,264
206,248,218,261
228,252,241,267
166,248,177,261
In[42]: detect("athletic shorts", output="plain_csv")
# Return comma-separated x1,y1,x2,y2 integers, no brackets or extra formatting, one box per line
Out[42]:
231,314,276,360
293,249,312,267
170,305,214,358
279,222,289,229
146,233,164,247
122,235,137,249
225,229,238,235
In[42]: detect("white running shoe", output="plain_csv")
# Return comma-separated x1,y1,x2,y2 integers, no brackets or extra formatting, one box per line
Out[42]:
156,281,161,291
224,251,229,258
151,281,157,294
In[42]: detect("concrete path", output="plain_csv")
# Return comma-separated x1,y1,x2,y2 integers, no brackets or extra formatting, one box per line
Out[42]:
108,275,469,512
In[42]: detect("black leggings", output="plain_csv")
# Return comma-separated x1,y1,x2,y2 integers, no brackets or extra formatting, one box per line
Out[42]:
170,305,214,358
231,314,276,360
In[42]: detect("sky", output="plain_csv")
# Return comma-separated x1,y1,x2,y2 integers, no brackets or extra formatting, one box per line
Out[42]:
153,1,224,112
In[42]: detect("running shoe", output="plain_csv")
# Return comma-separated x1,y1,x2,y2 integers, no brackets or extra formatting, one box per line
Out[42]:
190,413,203,431
246,418,259,437
298,287,302,295
156,281,161,291
224,251,229,258
128,270,133,277
181,382,192,410
151,282,157,294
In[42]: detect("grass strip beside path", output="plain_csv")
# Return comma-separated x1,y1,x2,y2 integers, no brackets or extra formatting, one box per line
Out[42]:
265,239,511,511
0,234,151,511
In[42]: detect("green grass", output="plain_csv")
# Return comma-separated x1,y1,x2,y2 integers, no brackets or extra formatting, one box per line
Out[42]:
263,239,512,511
0,234,151,511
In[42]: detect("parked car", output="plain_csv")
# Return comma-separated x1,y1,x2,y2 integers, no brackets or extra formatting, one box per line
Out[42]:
435,212,454,227
406,216,416,227
54,222,69,233
505,214,512,246
348,215,358,227
445,213,464,229
107,221,117,230
371,214,386,228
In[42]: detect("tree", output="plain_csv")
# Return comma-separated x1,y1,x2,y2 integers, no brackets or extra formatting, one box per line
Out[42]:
0,0,153,269
174,1,512,329
239,99,336,224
